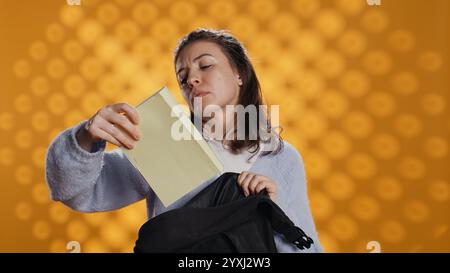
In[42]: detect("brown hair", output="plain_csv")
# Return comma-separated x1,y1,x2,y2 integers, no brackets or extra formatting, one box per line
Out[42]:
174,28,283,158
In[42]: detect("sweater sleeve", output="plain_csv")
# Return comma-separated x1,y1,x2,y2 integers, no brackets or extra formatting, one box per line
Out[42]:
275,142,324,253
45,120,152,212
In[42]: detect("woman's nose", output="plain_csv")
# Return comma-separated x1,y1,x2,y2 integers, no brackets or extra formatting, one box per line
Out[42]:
188,74,201,87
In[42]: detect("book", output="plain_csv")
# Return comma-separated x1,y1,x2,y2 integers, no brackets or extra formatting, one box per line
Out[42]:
121,87,224,206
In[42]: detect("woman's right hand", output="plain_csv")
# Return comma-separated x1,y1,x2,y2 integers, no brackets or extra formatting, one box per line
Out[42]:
77,103,141,151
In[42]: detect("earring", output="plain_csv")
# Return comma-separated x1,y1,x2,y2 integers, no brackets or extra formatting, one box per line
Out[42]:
238,79,243,86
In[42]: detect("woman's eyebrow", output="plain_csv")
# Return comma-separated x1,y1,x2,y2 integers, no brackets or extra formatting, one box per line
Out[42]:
176,53,214,75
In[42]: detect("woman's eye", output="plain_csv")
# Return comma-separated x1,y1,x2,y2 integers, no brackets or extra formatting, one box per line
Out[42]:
200,65,212,69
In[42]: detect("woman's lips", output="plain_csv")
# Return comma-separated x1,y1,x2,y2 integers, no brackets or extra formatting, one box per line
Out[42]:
193,92,210,97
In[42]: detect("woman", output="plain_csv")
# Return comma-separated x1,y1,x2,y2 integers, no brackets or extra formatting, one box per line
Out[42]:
45,29,323,253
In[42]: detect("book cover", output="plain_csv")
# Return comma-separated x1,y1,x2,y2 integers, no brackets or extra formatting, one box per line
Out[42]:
121,87,224,206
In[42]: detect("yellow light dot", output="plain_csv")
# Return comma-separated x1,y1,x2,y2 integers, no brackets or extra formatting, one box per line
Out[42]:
424,136,448,158
361,9,389,33
169,0,197,23
320,130,352,159
421,93,446,116
346,153,377,180
248,0,277,20
291,0,320,18
302,150,330,180
404,200,429,223
324,172,355,201
32,220,51,240
418,51,443,72
80,57,105,81
115,19,140,44
298,110,328,139
64,74,86,98
0,112,14,130
292,30,325,60
318,89,349,119
97,2,121,26
294,70,325,99
95,38,124,63
428,180,449,202
29,41,49,61
132,38,160,63
391,71,419,95
132,2,158,26
77,19,104,45
337,29,367,57
269,13,300,41
313,9,345,39
13,59,31,78
0,147,15,166
369,134,400,159
66,219,90,242
15,201,33,221
47,58,67,79
49,202,71,224
379,220,406,243
100,220,130,249
32,183,50,204
30,76,50,97
374,176,403,201
339,70,371,98
13,94,33,114
115,202,147,232
47,93,69,115
32,147,47,168
113,55,142,77
59,5,84,27
15,129,33,149
336,0,365,16
46,23,65,43
83,238,109,253
31,111,50,132
63,40,85,62
64,110,86,128
81,93,106,116
229,15,258,43
15,165,33,185
207,0,236,22
350,195,380,221
365,91,396,118
398,157,426,180
329,214,358,241
394,114,422,138
342,111,374,139
249,34,281,61
363,50,392,76
309,191,334,221
98,74,122,100
315,49,346,79
150,19,180,46
388,30,415,52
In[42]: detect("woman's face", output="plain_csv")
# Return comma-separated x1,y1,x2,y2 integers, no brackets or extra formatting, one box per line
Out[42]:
175,41,242,113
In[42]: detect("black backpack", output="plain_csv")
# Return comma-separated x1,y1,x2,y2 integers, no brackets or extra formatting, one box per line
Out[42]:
134,172,314,253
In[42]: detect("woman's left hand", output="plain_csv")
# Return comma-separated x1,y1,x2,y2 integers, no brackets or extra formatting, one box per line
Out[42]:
237,172,278,202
